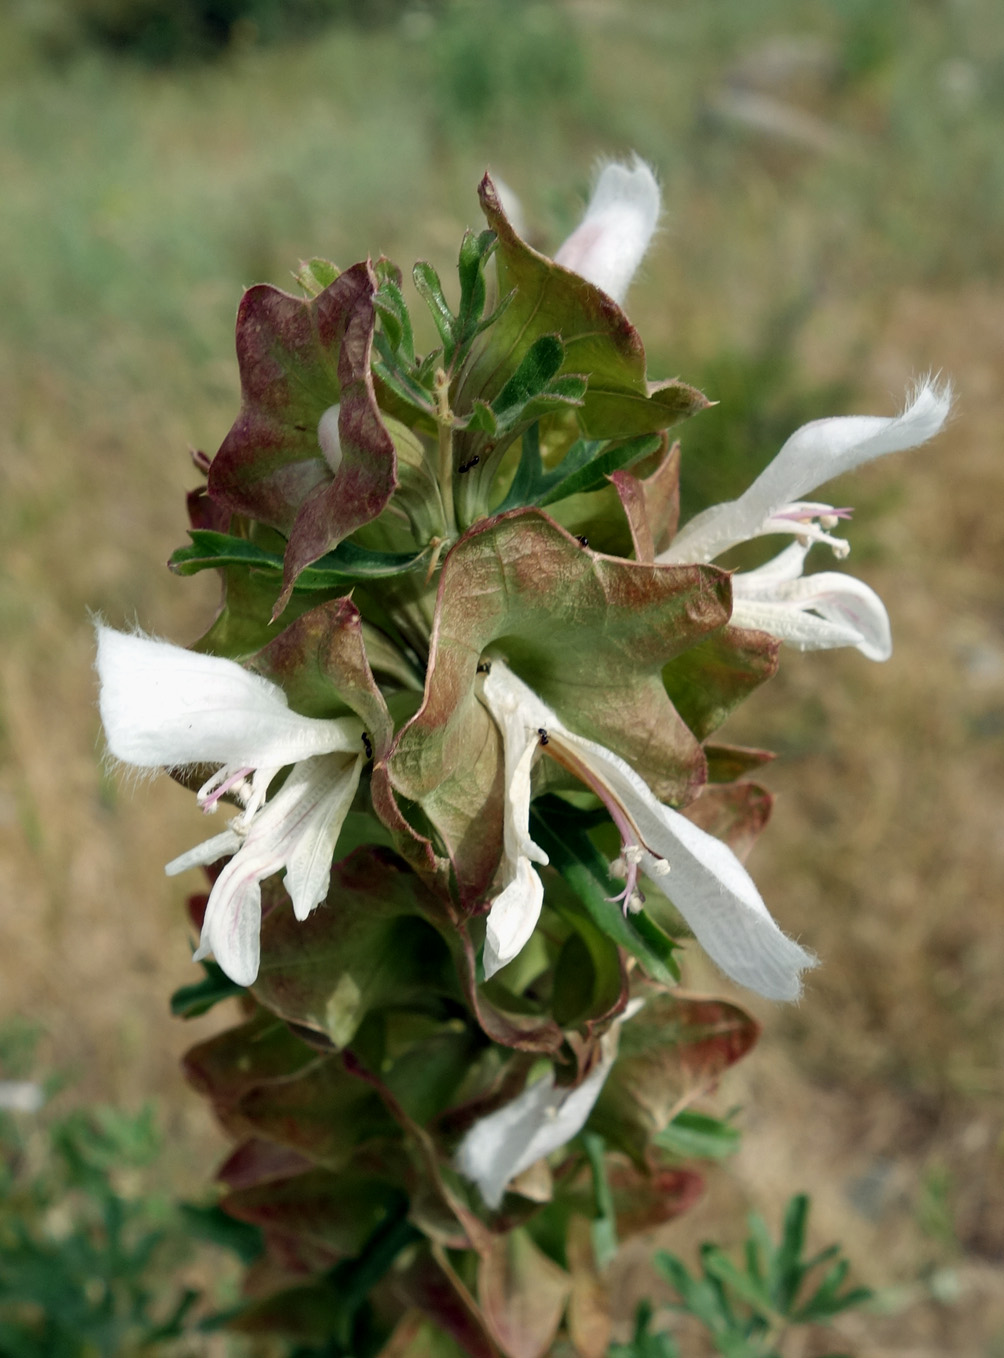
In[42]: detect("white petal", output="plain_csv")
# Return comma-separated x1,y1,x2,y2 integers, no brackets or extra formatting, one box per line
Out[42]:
559,732,816,1001
455,1016,625,1208
191,752,362,984
165,828,243,876
193,851,270,987
732,541,811,590
554,156,660,305
728,598,864,652
96,627,362,770
662,380,952,563
483,856,545,980
279,755,364,920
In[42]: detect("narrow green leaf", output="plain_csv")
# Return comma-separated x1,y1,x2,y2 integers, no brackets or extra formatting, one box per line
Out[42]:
581,1131,619,1270
537,432,662,506
170,963,245,1019
170,529,425,587
772,1193,810,1311
701,1247,777,1320
492,334,565,416
654,1110,741,1162
413,261,456,356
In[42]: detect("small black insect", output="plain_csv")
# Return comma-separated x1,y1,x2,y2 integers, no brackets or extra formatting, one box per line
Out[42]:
537,728,549,746
476,660,492,675
361,732,373,760
576,535,589,547
457,455,481,474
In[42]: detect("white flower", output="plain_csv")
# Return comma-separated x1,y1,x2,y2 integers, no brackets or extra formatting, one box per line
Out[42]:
455,1000,638,1208
660,381,952,566
554,156,661,305
479,663,814,1001
731,541,892,660
96,627,365,985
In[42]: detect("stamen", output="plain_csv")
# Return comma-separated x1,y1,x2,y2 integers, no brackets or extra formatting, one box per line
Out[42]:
198,765,254,814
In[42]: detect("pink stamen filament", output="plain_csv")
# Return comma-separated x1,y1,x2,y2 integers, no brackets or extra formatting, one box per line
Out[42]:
772,505,853,524
199,766,254,813
542,737,646,915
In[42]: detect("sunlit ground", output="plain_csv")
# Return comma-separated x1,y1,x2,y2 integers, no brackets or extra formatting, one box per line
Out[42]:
1,1,1002,1352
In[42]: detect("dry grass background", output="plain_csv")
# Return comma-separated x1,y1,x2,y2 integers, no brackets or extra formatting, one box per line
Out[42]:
1,1,1002,1352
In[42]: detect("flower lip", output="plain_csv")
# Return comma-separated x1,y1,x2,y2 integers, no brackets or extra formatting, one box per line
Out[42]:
660,380,952,565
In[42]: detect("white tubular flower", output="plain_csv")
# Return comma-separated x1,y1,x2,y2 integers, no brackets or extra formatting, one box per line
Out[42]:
660,381,952,566
455,1000,636,1208
731,541,892,660
554,156,661,305
479,664,814,1001
96,627,365,986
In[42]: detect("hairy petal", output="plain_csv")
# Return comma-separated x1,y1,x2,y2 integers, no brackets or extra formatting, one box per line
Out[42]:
732,544,893,660
484,856,546,981
662,380,952,563
560,733,817,1001
96,627,361,771
554,157,661,305
190,752,364,985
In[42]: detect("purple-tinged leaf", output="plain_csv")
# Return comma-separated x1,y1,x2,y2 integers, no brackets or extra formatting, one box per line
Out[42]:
207,261,397,612
663,624,780,741
590,992,760,1165
251,597,393,754
388,509,729,902
252,848,458,1050
477,1229,571,1358
681,783,773,862
704,743,776,783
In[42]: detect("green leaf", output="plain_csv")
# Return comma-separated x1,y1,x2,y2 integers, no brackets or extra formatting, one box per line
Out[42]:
581,1132,618,1270
536,432,661,506
413,261,456,355
169,960,244,1019
293,257,340,297
654,1110,741,1162
253,848,458,1050
169,528,425,587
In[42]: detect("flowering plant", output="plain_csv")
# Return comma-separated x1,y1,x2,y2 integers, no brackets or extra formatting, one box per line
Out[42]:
97,160,949,1354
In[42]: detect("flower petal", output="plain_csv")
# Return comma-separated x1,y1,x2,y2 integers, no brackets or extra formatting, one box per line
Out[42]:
554,156,660,305
483,856,545,981
662,380,952,563
97,627,362,770
455,1011,629,1207
278,754,364,920
732,571,892,660
557,731,816,1001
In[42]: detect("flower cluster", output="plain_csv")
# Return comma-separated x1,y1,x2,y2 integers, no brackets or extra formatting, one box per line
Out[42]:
96,160,949,1348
